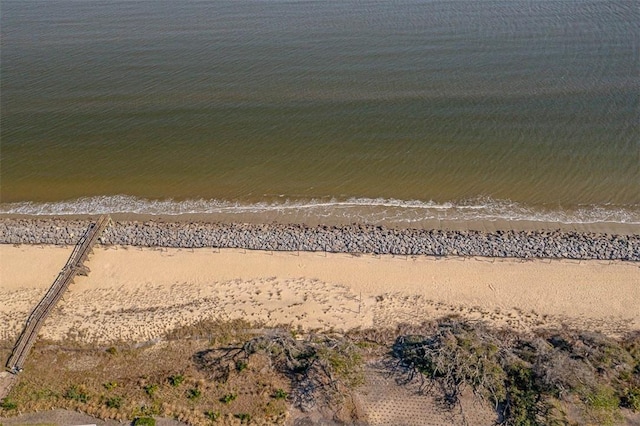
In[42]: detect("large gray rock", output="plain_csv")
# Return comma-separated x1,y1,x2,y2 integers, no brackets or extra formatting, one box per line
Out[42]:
0,219,638,261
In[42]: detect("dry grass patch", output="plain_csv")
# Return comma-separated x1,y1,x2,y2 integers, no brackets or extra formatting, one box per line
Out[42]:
0,324,293,425
2,320,638,425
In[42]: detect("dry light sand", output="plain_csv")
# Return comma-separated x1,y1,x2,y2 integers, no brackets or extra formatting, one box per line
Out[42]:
0,244,639,343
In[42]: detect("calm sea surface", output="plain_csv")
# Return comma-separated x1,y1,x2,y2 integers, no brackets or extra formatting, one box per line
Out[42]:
1,0,639,225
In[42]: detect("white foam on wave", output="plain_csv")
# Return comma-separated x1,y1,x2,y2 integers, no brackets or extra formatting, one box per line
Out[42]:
1,195,639,225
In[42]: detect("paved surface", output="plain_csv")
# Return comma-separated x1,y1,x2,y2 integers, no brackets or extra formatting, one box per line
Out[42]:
0,409,186,426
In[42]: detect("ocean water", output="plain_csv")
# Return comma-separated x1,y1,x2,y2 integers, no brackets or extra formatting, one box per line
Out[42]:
1,0,639,227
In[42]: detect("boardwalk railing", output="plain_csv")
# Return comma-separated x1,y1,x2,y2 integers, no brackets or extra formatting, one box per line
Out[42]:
5,215,110,373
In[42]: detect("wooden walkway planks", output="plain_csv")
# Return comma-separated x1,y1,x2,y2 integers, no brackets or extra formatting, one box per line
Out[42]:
4,215,111,375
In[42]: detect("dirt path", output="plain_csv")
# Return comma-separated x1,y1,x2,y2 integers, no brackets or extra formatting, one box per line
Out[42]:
0,371,17,402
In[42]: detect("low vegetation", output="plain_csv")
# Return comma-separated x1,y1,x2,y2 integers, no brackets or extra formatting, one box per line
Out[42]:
389,319,640,425
0,318,638,425
0,399,18,411
167,374,185,387
273,388,288,400
132,417,156,426
194,330,363,414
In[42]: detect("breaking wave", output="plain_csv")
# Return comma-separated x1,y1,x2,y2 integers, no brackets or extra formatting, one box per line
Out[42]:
1,195,639,226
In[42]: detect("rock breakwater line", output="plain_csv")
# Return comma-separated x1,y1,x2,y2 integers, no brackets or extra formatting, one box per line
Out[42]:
1,219,638,261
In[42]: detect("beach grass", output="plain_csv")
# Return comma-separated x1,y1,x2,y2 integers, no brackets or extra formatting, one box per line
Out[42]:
2,320,639,425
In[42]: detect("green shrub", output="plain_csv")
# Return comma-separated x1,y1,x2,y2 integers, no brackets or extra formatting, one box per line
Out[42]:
106,346,118,355
187,388,201,400
204,410,221,421
133,417,156,426
220,393,237,404
235,360,248,372
135,402,161,417
621,386,640,411
63,385,90,403
272,388,287,400
218,331,364,412
168,374,185,387
105,396,123,409
143,384,158,397
234,413,252,424
392,321,506,405
317,344,364,387
0,399,17,410
103,381,118,391
578,332,634,371
503,362,541,426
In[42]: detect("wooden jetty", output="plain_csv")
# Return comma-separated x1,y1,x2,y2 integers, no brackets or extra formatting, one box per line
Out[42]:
4,215,111,375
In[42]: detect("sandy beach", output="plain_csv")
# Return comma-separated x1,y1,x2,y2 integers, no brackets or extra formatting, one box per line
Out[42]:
1,244,638,344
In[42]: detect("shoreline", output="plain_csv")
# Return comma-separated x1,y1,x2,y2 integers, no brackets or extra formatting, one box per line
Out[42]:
1,217,639,260
3,223,639,423
2,211,640,236
1,245,639,345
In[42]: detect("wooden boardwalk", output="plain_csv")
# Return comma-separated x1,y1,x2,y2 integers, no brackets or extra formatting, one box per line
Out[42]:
4,215,111,375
